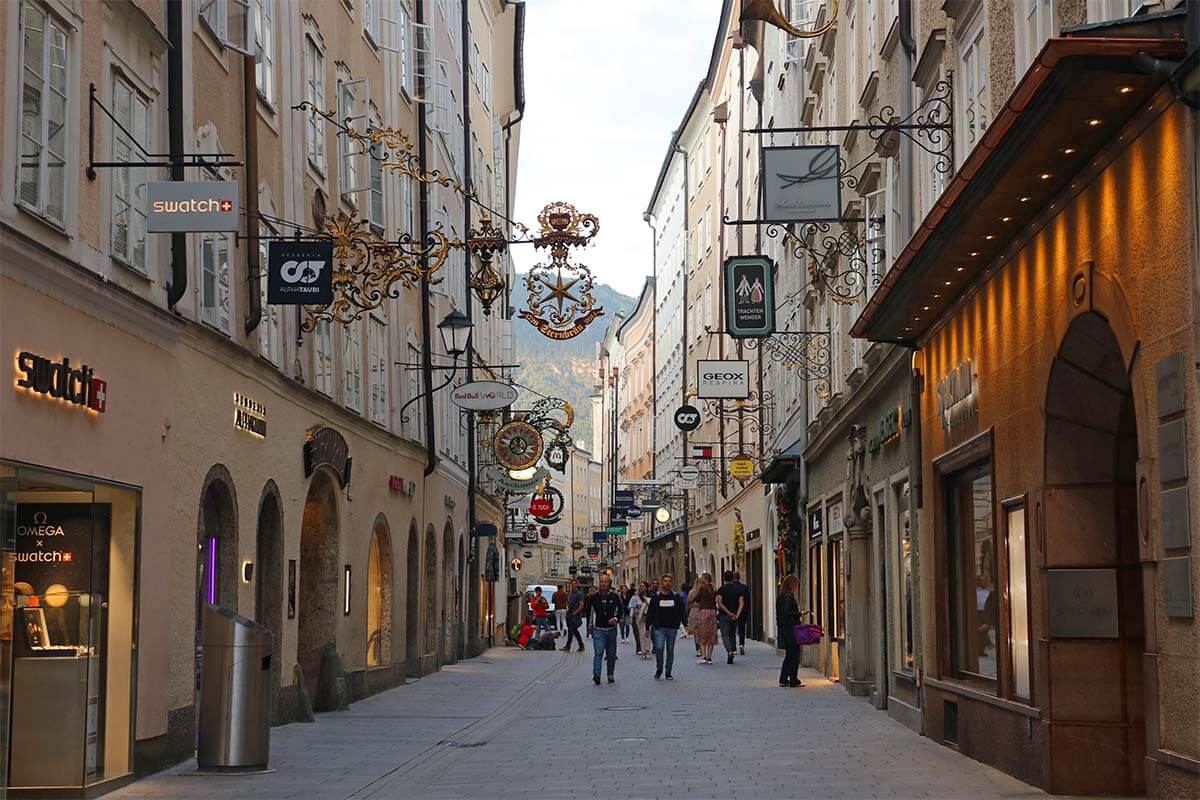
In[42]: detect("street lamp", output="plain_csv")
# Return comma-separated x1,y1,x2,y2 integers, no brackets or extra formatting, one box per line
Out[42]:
437,308,473,357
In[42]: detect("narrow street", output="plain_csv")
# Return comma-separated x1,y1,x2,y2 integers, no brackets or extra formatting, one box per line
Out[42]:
112,639,1044,800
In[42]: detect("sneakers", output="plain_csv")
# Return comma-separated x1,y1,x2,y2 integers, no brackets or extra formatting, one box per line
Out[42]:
593,675,601,685
696,655,705,664
577,646,585,653
654,669,663,679
727,652,735,665
739,646,746,655
665,673,674,680
607,674,615,683
704,658,713,665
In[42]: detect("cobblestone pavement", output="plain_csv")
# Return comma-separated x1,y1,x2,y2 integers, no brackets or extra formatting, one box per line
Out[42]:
111,637,1050,800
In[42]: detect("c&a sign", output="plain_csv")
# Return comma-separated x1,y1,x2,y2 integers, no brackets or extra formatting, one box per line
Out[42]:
15,351,108,413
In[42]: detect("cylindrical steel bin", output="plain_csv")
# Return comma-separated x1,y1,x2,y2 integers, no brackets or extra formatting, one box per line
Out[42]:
197,604,272,771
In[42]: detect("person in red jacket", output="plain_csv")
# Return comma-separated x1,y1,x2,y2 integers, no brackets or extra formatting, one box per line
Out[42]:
529,587,550,633
517,617,536,649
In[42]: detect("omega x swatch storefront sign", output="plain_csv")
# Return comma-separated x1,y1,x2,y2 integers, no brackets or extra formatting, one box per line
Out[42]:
15,351,108,413
147,181,239,232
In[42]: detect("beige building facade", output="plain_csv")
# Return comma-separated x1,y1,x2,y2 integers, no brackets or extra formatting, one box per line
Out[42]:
0,0,526,794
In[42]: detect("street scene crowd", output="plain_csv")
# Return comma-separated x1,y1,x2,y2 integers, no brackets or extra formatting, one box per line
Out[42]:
515,573,809,687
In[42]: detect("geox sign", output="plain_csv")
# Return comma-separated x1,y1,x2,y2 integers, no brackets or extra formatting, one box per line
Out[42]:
697,359,750,399
267,240,334,305
147,181,239,232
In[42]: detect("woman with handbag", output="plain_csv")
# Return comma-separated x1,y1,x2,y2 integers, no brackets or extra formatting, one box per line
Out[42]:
776,575,803,687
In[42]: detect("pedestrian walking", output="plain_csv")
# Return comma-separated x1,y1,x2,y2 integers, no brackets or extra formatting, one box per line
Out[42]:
627,585,646,657
560,580,586,652
618,585,632,642
716,571,745,664
776,574,803,687
689,573,718,664
585,574,624,684
733,571,751,655
645,574,686,680
529,587,550,633
552,584,569,633
678,581,692,642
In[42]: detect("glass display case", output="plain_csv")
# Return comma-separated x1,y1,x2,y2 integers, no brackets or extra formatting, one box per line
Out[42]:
0,463,138,796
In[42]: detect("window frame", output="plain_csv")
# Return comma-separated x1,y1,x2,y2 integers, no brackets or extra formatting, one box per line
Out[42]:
368,315,388,425
304,35,326,173
343,317,363,413
257,219,282,365
200,226,233,335
252,0,275,106
1002,494,1034,704
109,70,151,273
313,318,334,396
956,9,990,163
17,0,71,228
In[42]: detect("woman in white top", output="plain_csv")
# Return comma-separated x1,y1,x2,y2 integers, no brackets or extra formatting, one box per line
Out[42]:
628,584,649,658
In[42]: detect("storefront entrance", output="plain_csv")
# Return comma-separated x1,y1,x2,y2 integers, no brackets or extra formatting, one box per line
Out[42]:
1043,312,1146,796
746,547,763,641
0,463,138,796
298,470,340,704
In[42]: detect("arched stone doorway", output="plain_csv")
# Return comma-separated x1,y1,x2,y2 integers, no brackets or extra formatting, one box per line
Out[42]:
254,482,285,721
297,469,340,700
457,535,467,657
442,522,456,664
1042,311,1146,796
366,516,393,668
405,522,419,675
195,466,238,722
423,525,438,666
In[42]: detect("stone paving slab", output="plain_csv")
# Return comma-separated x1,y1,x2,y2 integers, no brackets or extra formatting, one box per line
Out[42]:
109,637,1055,799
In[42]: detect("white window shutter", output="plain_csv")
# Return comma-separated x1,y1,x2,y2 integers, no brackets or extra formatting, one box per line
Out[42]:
412,22,433,102
431,58,450,133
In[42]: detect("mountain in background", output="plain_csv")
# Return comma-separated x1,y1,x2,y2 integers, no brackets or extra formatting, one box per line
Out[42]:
510,274,637,452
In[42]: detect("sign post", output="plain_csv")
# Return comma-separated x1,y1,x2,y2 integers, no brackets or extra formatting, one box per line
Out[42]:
724,256,776,338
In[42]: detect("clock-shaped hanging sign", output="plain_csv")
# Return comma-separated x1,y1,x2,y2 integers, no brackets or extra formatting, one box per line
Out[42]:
493,420,544,471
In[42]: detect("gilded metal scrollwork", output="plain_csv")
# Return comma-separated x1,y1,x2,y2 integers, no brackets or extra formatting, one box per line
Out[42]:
520,203,605,340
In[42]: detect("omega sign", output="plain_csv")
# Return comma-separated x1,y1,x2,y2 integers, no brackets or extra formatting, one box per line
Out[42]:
15,351,107,413
697,359,750,399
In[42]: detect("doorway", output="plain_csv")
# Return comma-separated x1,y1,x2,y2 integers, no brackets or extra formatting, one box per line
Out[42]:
405,523,419,675
254,484,284,722
1042,311,1145,796
297,470,339,698
195,468,237,735
747,548,763,641
423,525,437,664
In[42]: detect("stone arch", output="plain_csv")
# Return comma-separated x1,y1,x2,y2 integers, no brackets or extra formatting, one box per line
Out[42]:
366,514,393,668
1041,309,1147,795
405,520,420,674
254,480,285,720
423,524,438,661
195,465,239,729
298,468,340,700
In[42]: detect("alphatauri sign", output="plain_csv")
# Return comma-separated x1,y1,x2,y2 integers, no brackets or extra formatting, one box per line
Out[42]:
267,240,334,305
15,351,108,414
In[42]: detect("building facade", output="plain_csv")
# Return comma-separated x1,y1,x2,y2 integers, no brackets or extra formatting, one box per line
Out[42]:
0,0,525,794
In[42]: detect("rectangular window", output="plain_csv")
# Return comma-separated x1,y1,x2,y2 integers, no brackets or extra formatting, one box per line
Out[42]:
406,342,423,439
917,76,948,218
1005,502,1032,700
257,221,281,365
18,1,69,225
304,37,326,171
252,0,274,105
896,480,914,671
481,62,492,109
431,59,451,133
110,74,149,272
827,501,845,640
344,320,363,412
808,541,823,627
368,316,388,424
200,0,229,42
412,21,433,102
313,319,334,396
785,0,818,65
338,80,360,202
864,183,887,298
200,227,232,334
363,0,380,44
1017,0,1054,74
397,2,413,96
958,15,990,159
402,174,415,237
947,461,997,684
367,109,384,230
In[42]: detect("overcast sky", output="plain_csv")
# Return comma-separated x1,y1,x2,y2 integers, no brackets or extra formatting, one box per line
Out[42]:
511,1,721,297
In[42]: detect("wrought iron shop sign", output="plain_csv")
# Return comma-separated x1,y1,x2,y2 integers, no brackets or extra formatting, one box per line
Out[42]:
724,255,776,337
303,426,351,487
451,380,518,411
761,145,842,223
697,360,751,399
267,240,333,305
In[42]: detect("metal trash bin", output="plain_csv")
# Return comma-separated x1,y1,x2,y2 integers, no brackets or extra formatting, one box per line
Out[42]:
198,604,272,771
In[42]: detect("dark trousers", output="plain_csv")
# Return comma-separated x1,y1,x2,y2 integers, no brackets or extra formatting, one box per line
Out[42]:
719,616,739,653
778,625,801,684
564,617,585,649
630,619,642,653
737,614,748,647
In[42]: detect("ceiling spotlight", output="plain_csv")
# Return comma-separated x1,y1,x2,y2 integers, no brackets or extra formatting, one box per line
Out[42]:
969,251,980,257
1019,196,1031,203
1118,85,1134,94
1039,173,1053,180
944,281,952,286
933,293,940,298
1087,118,1102,126
923,306,931,311
1001,216,1012,222
1061,147,1076,155
984,234,995,240
955,266,965,272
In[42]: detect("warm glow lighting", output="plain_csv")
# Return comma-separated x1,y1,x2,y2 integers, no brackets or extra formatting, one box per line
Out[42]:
1039,173,1052,180
1019,196,1031,203
1000,216,1012,222
1118,85,1133,94
984,235,995,240
968,251,980,257
1061,147,1076,155
933,293,940,298
44,584,70,608
944,281,952,286
1086,118,1102,126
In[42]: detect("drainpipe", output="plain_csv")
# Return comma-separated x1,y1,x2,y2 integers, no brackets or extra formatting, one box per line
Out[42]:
243,52,262,336
419,0,437,478
461,0,476,545
165,0,187,309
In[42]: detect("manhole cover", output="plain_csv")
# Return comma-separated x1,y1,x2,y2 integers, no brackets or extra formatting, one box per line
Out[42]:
616,736,648,743
601,705,647,711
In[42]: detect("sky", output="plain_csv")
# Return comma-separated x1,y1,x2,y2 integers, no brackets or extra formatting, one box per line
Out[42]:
511,1,721,297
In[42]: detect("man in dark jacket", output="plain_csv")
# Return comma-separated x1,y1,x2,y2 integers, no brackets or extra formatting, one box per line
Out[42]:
645,574,686,680
585,575,624,684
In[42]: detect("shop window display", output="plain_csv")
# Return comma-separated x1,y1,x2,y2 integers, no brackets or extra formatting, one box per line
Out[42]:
0,463,138,793
947,463,997,684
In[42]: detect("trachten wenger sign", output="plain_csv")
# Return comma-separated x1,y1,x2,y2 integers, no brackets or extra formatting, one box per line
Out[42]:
724,256,776,338
267,240,333,305
697,359,750,399
147,180,239,232
761,145,842,223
